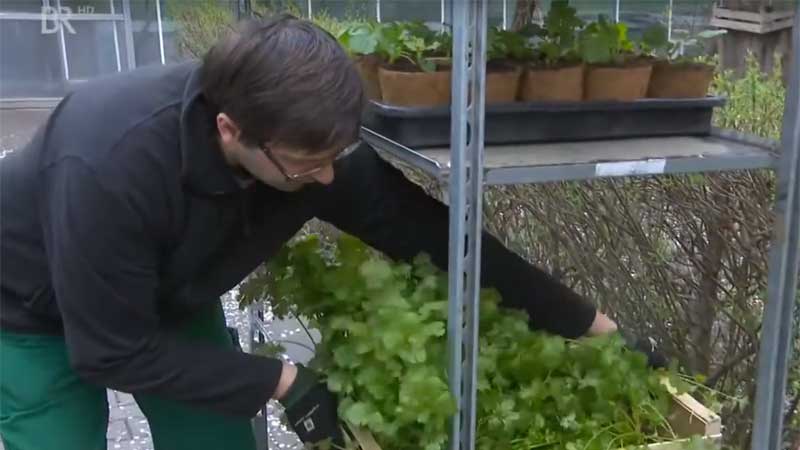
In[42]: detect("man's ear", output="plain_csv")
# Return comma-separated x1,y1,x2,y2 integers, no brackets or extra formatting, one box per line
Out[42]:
216,112,242,146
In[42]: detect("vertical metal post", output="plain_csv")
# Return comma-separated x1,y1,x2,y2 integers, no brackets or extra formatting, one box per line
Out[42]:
614,0,620,22
440,0,445,27
750,10,800,450
110,0,122,71
376,0,381,22
502,0,507,30
667,0,674,42
55,0,70,80
306,0,312,19
122,0,136,69
156,0,166,64
447,1,487,450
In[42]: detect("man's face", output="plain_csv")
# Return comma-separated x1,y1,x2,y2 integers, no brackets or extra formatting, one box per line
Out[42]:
216,113,340,192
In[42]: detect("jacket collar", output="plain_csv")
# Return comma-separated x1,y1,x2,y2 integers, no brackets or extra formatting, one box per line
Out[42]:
179,61,242,196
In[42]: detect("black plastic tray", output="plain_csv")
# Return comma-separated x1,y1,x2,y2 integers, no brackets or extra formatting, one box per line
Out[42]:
362,96,727,148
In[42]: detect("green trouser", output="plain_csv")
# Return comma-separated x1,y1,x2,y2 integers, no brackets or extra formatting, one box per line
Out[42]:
0,301,258,450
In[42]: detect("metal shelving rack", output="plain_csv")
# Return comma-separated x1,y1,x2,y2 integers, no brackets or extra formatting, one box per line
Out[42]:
358,3,800,450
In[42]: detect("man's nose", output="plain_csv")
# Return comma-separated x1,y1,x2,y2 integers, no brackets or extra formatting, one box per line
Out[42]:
311,165,335,185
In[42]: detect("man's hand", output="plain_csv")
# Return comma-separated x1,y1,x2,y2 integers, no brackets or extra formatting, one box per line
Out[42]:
278,364,345,449
618,329,669,369
587,312,669,369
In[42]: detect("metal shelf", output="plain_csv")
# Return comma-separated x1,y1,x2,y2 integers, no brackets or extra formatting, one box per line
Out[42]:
362,127,780,185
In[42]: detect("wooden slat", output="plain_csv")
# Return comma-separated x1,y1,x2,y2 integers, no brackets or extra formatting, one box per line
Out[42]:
646,435,723,450
712,6,796,34
714,6,766,23
710,16,766,33
761,16,795,33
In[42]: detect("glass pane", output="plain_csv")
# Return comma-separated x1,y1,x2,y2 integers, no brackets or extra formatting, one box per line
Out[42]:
619,0,666,42
161,20,183,63
0,20,66,97
130,0,162,66
488,0,512,28
64,20,122,79
566,0,615,22
670,0,716,41
60,0,124,15
0,0,45,13
370,0,440,23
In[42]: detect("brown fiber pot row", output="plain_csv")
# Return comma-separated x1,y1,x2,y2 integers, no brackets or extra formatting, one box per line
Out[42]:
354,57,715,108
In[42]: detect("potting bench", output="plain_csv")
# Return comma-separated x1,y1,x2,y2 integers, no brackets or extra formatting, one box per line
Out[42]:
249,2,800,450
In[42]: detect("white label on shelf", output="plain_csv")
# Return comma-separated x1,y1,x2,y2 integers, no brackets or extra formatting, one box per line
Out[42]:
595,159,667,177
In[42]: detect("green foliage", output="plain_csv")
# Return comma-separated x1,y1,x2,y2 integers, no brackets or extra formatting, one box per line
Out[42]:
712,54,785,140
638,23,670,58
488,27,534,62
372,21,449,72
337,21,382,56
309,9,354,37
166,0,236,59
534,0,584,65
256,234,712,450
578,15,634,65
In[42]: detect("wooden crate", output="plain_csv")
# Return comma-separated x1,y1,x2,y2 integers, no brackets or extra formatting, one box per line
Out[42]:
343,388,722,450
711,6,795,34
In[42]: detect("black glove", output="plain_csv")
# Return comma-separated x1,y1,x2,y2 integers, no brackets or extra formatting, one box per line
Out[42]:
618,329,669,369
280,364,345,449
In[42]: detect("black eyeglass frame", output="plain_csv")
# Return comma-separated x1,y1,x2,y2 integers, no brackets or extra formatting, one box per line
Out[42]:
260,140,362,182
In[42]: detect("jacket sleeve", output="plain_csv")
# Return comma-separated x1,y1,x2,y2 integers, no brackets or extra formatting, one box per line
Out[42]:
40,158,282,417
315,145,597,339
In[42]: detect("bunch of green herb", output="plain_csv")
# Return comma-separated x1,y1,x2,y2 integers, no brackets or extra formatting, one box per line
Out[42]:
252,234,715,450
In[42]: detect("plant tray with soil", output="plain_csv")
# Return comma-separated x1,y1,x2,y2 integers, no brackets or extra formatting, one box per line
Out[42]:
362,96,726,148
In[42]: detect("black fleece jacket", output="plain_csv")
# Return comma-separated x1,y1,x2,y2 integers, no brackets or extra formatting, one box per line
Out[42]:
0,60,597,418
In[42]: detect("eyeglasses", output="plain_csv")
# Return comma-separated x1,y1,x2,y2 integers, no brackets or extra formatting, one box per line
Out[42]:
260,140,362,182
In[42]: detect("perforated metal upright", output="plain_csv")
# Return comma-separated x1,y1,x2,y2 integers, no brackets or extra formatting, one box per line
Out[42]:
444,2,487,450
751,10,800,450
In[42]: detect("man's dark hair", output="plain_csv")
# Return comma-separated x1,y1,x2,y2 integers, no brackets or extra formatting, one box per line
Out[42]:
200,14,364,153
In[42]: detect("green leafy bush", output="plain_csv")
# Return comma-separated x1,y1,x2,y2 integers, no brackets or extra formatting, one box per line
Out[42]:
252,234,711,450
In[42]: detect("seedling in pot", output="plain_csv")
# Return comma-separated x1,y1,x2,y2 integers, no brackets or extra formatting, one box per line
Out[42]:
579,15,652,101
578,15,635,65
375,21,451,107
377,21,444,73
640,25,727,99
518,0,585,102
337,21,381,57
534,0,584,66
338,21,385,101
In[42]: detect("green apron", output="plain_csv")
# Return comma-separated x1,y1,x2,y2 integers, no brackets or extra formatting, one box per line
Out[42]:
0,301,258,450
